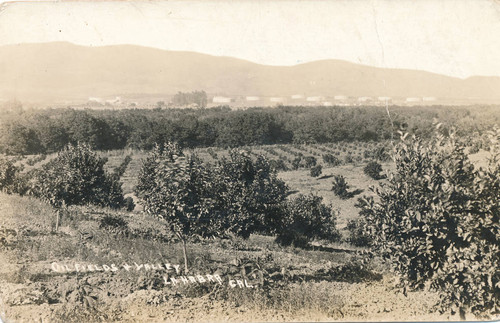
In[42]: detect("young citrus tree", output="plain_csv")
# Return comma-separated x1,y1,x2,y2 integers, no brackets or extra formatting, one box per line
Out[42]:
332,175,351,199
358,127,500,319
136,143,289,272
363,161,385,180
136,142,214,272
27,143,124,208
276,194,340,248
310,165,322,177
209,150,288,238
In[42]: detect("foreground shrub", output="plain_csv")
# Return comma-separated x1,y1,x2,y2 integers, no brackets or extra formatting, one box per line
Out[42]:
269,159,288,171
364,145,390,161
363,161,385,180
290,155,318,170
345,217,372,247
331,175,350,199
27,143,125,208
309,165,322,177
344,153,353,164
276,194,340,248
291,156,302,170
99,215,129,236
124,196,135,211
322,153,341,167
211,150,288,238
304,156,317,168
357,128,500,319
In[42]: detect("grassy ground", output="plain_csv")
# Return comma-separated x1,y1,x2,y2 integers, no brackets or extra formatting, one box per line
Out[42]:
277,163,390,229
0,192,457,322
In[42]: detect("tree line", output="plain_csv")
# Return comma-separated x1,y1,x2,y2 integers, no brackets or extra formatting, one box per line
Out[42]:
0,104,498,155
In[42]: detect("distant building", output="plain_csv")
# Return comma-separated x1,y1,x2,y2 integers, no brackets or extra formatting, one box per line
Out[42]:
104,96,122,106
378,96,392,102
358,97,373,102
212,96,232,103
406,97,421,102
322,101,333,107
88,97,103,103
246,96,260,101
334,95,348,100
291,94,304,100
105,96,122,105
270,97,285,103
306,96,324,102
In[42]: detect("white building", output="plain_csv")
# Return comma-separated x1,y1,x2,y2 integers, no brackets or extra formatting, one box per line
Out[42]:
334,95,348,100
212,96,232,103
246,96,260,101
291,94,305,100
406,97,421,103
322,101,333,107
270,97,285,103
306,96,324,102
105,96,122,105
378,96,392,102
358,97,373,102
88,97,103,103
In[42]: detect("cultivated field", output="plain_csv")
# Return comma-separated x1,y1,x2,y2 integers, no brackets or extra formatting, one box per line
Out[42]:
1,138,495,322
12,141,391,229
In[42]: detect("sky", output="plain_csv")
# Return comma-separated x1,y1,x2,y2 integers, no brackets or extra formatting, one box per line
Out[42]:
0,0,499,79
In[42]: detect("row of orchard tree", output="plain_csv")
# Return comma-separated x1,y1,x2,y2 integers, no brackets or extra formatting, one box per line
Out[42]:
0,126,498,319
0,141,340,250
1,104,497,155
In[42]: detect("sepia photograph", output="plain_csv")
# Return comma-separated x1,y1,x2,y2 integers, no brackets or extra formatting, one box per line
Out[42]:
0,0,499,321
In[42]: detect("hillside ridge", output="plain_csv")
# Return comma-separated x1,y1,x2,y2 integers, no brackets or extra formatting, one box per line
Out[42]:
1,42,499,102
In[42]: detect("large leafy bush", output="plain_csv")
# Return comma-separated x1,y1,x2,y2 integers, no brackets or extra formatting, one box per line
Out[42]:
210,150,288,238
136,142,289,270
137,144,288,239
358,128,500,318
363,161,385,180
136,142,211,237
27,143,124,208
276,194,340,248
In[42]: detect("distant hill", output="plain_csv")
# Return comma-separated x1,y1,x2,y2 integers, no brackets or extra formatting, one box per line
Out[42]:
0,42,499,102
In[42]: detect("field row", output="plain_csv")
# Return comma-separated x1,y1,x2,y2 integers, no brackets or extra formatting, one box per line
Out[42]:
7,142,393,231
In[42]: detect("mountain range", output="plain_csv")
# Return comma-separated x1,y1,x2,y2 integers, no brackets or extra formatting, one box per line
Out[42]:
0,42,499,103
